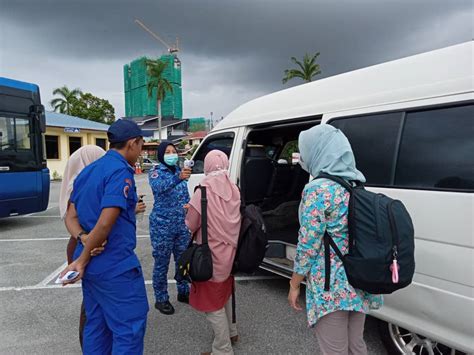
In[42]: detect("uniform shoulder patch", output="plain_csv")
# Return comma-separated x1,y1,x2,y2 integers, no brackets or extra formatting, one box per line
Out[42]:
150,171,159,179
123,185,130,198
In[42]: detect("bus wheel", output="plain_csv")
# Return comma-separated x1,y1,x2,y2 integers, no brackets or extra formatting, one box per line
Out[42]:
377,320,462,355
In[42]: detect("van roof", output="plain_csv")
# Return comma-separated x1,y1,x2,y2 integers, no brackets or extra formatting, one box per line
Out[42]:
216,41,473,131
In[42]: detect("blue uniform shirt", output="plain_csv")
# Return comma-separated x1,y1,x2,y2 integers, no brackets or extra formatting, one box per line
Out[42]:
72,150,140,280
149,164,190,222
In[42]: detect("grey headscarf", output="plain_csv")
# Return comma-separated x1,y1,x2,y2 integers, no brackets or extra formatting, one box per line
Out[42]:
298,124,366,182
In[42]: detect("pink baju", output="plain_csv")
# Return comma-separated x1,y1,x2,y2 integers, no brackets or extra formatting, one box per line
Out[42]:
185,150,241,312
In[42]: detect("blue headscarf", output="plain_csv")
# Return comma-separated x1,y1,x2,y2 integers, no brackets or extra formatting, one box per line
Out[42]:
298,124,366,182
157,141,177,171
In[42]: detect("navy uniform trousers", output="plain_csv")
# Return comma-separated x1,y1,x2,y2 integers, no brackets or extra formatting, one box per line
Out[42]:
149,214,190,302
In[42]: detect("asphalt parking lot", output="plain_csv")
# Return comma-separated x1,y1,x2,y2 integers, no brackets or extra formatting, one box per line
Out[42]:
0,174,387,354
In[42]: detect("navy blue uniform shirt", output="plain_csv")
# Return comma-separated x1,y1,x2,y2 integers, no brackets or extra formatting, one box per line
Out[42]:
72,150,140,279
149,164,190,221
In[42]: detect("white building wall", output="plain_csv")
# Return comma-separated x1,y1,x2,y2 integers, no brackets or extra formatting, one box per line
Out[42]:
151,128,168,141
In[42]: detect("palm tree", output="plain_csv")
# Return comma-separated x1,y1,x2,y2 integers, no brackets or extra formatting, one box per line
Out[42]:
50,86,82,114
282,52,321,84
146,59,174,141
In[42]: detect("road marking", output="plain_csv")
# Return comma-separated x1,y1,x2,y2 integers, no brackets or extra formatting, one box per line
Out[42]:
19,215,61,218
20,212,152,219
0,275,279,292
0,235,151,242
37,261,68,286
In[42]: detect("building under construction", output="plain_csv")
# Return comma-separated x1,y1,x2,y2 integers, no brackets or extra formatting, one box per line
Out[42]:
123,54,183,119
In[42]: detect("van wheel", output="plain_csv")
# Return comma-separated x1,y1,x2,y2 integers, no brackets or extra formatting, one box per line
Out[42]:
378,320,462,355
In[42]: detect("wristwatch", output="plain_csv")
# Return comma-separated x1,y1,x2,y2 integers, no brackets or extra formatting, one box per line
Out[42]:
76,231,86,243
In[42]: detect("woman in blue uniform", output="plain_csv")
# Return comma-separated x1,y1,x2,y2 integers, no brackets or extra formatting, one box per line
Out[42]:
149,141,192,315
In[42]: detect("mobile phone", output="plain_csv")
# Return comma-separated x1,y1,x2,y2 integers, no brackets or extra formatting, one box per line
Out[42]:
55,271,79,284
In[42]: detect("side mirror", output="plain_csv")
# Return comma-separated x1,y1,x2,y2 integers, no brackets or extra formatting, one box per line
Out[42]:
30,105,46,133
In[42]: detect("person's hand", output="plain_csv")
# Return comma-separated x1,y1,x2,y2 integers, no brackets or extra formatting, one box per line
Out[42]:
288,281,302,311
59,259,87,285
180,168,192,180
135,201,146,214
183,204,190,210
90,240,107,256
81,234,106,256
80,233,89,244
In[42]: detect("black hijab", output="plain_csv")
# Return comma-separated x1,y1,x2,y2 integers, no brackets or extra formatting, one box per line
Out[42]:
157,141,177,172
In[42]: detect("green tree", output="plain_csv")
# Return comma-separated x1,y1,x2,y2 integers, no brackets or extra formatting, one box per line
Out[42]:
50,86,82,114
282,52,321,84
70,92,115,124
280,141,299,162
146,59,173,141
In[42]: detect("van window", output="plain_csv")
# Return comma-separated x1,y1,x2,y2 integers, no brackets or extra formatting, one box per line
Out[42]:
330,113,402,185
395,104,474,191
192,132,235,174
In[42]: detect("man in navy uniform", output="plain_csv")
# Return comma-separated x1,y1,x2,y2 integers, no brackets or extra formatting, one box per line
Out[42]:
61,119,149,354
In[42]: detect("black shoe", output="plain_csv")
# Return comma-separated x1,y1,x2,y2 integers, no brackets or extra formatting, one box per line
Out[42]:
155,301,175,315
177,293,189,304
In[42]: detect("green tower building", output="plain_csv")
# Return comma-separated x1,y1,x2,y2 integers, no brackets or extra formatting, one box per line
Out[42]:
124,54,182,119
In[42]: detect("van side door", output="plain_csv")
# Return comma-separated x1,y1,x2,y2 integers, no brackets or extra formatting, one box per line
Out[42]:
188,128,244,194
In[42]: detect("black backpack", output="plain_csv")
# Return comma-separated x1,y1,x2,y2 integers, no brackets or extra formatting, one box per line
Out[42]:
176,186,213,282
232,204,269,274
317,173,415,294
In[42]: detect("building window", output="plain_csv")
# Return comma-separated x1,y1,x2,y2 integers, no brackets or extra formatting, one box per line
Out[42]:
69,137,82,156
395,104,474,191
330,112,403,185
96,138,107,150
45,135,60,159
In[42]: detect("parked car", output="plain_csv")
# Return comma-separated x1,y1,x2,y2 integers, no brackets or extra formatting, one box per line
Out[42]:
141,158,158,171
187,41,474,354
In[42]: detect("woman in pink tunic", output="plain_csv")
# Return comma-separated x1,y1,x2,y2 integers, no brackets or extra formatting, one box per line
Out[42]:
185,150,242,355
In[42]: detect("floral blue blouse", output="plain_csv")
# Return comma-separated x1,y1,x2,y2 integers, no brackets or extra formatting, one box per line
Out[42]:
294,178,383,327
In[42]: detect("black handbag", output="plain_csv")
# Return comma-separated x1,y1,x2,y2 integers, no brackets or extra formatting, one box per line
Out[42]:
176,186,213,282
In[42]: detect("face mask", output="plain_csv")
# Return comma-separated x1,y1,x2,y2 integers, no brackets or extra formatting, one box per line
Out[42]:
164,153,178,166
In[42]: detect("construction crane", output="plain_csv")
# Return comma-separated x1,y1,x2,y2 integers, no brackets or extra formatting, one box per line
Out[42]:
135,19,179,54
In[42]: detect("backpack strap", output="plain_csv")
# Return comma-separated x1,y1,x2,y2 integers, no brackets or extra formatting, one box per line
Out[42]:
316,173,354,192
317,173,358,255
323,231,345,291
235,184,246,214
231,280,236,323
195,186,208,245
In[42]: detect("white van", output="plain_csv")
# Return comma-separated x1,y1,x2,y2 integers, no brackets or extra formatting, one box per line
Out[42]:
188,41,473,354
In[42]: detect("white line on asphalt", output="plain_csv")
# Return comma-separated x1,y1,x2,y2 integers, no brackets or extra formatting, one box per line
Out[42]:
0,235,151,242
0,275,279,292
21,213,152,218
37,261,68,286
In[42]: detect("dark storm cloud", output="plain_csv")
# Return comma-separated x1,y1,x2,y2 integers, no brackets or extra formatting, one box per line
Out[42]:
1,0,472,117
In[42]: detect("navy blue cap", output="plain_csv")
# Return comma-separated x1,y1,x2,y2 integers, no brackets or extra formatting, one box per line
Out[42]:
107,119,143,143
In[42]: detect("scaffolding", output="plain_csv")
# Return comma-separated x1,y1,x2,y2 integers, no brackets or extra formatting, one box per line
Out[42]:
124,54,182,118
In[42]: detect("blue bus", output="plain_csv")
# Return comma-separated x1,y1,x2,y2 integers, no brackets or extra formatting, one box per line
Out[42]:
0,77,50,217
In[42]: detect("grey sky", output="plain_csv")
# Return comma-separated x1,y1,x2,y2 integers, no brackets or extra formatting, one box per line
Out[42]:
1,0,472,120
